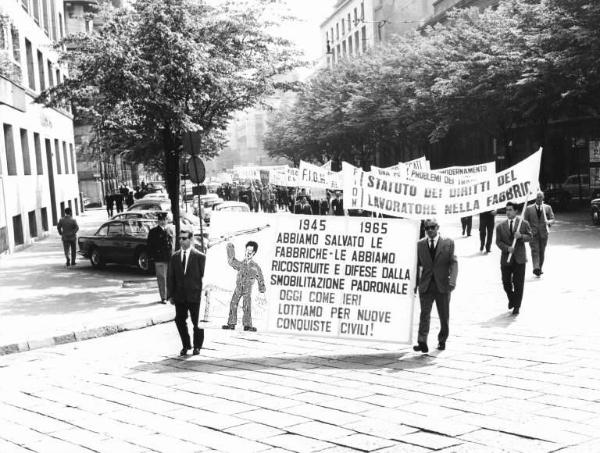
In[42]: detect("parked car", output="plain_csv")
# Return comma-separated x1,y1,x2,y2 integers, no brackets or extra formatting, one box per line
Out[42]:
78,219,156,272
128,199,172,212
546,174,600,210
204,201,250,226
592,197,600,225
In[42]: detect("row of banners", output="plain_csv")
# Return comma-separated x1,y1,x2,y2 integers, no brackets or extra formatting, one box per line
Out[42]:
227,149,541,219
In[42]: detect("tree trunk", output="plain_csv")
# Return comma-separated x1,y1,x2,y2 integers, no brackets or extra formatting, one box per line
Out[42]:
162,128,181,250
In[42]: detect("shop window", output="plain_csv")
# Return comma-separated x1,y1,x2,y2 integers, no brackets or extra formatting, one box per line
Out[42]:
28,210,37,238
13,214,24,245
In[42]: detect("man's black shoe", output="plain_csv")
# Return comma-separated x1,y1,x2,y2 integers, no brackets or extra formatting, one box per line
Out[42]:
244,326,257,332
192,348,200,355
222,324,235,330
71,261,77,266
413,342,429,353
159,299,167,304
485,249,491,253
533,268,541,277
508,300,514,309
437,342,446,351
66,259,70,267
179,348,190,356
513,307,520,315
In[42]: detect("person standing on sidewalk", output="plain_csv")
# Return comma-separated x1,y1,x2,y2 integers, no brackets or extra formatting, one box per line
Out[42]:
167,230,206,356
57,207,79,267
496,202,532,315
147,212,173,304
523,191,555,277
414,218,458,353
479,210,496,253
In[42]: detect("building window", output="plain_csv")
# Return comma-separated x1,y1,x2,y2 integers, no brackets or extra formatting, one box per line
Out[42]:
20,129,31,175
37,50,45,91
354,8,358,25
3,124,17,176
21,0,29,13
74,198,79,215
348,13,352,30
25,39,35,91
32,0,40,25
55,68,60,84
41,0,49,35
54,138,61,174
13,214,24,246
60,201,65,217
28,210,37,238
342,19,345,35
34,132,43,175
336,44,341,60
69,143,75,173
47,61,53,87
58,13,64,40
11,26,21,65
50,0,57,41
330,27,334,43
41,207,48,231
342,40,347,56
362,26,367,52
348,36,353,56
355,31,360,53
361,2,365,20
336,23,339,41
62,141,69,174
67,199,72,214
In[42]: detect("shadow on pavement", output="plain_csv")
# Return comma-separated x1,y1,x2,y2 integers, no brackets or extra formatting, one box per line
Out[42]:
479,312,518,329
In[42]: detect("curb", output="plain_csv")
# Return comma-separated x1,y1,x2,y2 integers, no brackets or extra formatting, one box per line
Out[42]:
0,312,174,357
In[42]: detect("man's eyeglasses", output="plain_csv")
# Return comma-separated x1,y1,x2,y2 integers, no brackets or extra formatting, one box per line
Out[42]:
424,225,438,231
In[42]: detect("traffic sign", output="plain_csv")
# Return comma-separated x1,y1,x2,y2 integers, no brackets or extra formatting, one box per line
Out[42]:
188,156,206,184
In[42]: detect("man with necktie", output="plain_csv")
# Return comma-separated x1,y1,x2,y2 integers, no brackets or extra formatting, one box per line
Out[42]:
167,230,206,356
413,218,458,353
496,202,532,315
523,191,555,277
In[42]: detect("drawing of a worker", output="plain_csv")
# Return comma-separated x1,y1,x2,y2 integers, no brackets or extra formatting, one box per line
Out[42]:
222,240,266,332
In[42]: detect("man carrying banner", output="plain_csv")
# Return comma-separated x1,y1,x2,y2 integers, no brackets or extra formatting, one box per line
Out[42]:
222,241,266,332
496,202,532,315
414,219,458,353
523,191,555,277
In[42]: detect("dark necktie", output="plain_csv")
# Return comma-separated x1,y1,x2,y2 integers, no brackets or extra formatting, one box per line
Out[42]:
182,251,187,274
537,206,542,219
509,220,514,241
429,239,435,260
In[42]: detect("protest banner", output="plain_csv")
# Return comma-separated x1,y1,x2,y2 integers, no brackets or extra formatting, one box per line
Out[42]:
321,161,332,171
270,166,299,187
434,162,496,178
299,160,343,190
202,212,419,343
387,156,430,171
343,149,542,219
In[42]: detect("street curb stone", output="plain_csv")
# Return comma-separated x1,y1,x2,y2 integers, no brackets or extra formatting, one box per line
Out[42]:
0,313,174,357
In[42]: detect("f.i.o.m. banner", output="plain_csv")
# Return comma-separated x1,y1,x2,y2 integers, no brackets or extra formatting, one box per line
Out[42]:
343,149,542,219
299,160,343,190
202,212,419,343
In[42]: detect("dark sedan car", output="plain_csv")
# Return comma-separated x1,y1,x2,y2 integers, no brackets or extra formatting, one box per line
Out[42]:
78,220,155,272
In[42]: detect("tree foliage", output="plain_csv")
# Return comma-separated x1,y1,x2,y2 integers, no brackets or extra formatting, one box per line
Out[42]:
265,0,600,167
38,0,300,238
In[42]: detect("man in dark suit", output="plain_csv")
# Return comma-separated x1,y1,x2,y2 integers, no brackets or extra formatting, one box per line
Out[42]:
167,229,206,356
57,207,79,267
414,218,458,353
523,191,555,277
496,201,532,315
147,212,173,304
331,191,344,216
479,210,496,253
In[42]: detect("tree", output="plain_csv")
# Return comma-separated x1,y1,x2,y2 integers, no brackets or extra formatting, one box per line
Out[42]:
38,0,300,240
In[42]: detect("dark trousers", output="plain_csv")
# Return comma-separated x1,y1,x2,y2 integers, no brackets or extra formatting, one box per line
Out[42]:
418,285,450,345
62,239,77,263
479,221,494,251
501,262,526,308
175,303,204,349
461,216,472,235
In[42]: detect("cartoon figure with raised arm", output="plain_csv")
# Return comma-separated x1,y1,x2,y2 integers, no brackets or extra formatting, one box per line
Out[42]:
222,240,266,332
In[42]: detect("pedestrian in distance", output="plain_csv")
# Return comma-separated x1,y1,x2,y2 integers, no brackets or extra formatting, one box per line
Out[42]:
222,241,266,332
296,196,313,215
496,201,532,315
115,193,124,214
105,194,114,217
331,191,344,216
414,218,458,353
523,191,555,277
167,229,206,356
479,210,496,253
57,207,79,267
460,215,472,236
147,212,174,304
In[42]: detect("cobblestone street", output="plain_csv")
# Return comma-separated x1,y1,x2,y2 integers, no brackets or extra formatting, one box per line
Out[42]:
1,213,599,452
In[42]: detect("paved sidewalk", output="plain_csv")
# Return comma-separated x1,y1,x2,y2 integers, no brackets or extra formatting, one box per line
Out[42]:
0,210,599,451
0,208,172,355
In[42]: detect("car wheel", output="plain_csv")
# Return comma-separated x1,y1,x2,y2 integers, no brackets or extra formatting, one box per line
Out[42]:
90,248,105,269
136,249,151,273
593,210,600,226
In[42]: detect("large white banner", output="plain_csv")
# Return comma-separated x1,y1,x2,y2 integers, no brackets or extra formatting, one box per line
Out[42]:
343,150,542,219
202,212,419,343
299,160,343,190
270,166,299,187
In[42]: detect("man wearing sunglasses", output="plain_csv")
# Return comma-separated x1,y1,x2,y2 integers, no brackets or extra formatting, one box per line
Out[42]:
167,229,206,356
414,219,458,353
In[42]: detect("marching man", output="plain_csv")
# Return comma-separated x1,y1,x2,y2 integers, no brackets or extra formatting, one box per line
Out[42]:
523,191,555,277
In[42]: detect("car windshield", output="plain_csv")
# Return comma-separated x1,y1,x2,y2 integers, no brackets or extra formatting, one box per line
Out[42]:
222,206,248,212
125,221,152,236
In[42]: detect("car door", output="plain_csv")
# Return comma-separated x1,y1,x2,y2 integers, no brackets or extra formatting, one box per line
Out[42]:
104,222,125,262
119,221,145,264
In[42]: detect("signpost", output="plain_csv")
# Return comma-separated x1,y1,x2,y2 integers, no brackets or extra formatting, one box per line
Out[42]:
187,153,206,252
